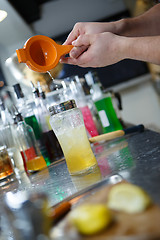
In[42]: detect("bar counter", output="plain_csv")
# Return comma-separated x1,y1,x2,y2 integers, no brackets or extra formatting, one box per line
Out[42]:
1,128,160,208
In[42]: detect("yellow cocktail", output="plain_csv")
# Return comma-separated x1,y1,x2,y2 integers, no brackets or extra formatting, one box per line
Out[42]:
49,100,98,175
57,125,97,175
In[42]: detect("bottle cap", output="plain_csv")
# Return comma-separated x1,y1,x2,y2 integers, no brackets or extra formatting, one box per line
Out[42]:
13,83,24,99
37,81,46,99
0,99,5,110
15,112,24,122
30,81,39,98
39,91,46,99
49,99,76,116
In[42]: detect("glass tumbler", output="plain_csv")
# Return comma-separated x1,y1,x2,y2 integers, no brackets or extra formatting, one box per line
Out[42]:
0,125,25,173
49,100,98,175
0,146,14,181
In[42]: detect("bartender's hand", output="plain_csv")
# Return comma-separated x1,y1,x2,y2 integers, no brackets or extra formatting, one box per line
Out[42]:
61,31,160,67
61,22,117,60
60,32,126,68
63,22,116,45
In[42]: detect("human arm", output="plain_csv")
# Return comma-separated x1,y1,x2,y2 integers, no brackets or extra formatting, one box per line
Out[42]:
60,3,160,67
61,32,160,68
63,3,160,45
115,3,160,37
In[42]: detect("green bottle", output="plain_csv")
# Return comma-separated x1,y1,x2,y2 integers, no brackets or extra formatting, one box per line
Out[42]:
85,71,123,134
24,115,41,140
94,94,123,133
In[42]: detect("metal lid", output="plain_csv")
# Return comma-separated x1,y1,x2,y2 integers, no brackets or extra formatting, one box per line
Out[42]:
15,112,24,122
49,99,77,116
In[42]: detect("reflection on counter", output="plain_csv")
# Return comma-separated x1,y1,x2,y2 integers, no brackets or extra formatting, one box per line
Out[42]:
96,138,135,180
107,139,135,174
30,167,51,185
71,165,102,191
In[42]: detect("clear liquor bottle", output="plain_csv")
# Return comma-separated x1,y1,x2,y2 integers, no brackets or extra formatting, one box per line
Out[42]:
13,83,50,164
32,82,63,162
15,112,47,173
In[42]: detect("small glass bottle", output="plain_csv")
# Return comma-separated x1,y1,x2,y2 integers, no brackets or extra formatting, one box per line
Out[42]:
15,112,47,173
49,100,98,175
0,146,14,181
31,82,63,163
30,82,51,165
13,83,50,164
0,101,25,173
13,83,42,140
0,100,13,126
38,83,63,161
0,124,25,173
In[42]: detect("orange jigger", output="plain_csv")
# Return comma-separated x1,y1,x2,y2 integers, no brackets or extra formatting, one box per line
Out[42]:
16,35,73,73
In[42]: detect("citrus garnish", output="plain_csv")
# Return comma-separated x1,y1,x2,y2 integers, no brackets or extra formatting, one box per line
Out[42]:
69,204,111,235
107,183,152,214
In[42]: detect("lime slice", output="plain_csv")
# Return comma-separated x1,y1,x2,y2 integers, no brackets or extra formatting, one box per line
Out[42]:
69,204,111,235
107,183,152,214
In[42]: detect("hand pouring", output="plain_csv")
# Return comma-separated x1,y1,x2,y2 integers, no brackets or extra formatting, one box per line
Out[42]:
16,35,73,73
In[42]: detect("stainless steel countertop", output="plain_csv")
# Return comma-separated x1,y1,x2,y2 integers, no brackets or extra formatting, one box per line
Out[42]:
1,128,160,208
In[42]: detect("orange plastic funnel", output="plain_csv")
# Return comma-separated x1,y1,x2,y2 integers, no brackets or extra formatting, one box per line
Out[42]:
16,35,73,73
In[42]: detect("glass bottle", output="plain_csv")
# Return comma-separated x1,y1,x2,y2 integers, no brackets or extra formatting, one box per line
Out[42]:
49,99,98,175
0,146,14,181
0,124,25,173
63,76,99,138
31,82,63,163
38,83,63,160
13,83,49,164
85,71,123,133
0,100,13,126
13,83,42,140
15,112,47,173
0,101,25,173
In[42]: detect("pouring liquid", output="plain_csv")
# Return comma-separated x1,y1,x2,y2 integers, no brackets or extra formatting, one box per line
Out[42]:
47,71,59,91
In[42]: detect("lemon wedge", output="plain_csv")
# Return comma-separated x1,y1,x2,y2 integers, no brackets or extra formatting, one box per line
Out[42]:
69,204,111,235
107,183,152,214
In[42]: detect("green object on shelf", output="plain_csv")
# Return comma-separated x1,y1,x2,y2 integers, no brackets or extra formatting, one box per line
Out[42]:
94,96,123,134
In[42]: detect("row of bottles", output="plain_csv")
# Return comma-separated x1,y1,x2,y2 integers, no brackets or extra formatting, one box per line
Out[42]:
13,83,63,166
0,100,47,174
0,81,64,175
0,71,123,175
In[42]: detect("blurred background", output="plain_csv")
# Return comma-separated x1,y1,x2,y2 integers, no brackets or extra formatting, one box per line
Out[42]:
0,0,160,131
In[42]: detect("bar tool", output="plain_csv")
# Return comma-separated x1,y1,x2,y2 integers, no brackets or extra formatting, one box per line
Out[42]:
16,35,73,73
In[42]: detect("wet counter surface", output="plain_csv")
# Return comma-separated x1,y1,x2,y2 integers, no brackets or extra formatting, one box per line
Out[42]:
1,128,160,208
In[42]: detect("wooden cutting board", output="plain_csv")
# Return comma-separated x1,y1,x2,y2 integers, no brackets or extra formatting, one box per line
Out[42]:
51,182,160,240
